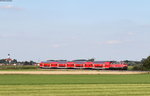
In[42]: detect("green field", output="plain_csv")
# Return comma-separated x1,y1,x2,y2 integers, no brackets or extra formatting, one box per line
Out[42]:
0,74,150,96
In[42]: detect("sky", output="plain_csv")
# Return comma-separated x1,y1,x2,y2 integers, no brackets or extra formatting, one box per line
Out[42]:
0,0,150,62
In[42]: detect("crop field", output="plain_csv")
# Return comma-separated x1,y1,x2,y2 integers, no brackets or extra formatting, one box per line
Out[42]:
0,74,150,96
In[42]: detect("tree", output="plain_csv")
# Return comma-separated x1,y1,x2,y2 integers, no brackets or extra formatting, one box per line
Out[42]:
142,56,150,70
0,59,6,63
11,59,18,64
29,61,36,65
88,58,95,62
24,61,30,65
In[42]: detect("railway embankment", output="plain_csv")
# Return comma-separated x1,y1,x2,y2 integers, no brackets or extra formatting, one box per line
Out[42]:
0,70,149,75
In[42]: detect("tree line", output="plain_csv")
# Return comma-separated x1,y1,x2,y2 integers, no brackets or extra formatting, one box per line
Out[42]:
0,59,36,65
132,56,150,71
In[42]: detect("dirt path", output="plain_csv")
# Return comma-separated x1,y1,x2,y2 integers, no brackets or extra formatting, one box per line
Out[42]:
0,70,148,75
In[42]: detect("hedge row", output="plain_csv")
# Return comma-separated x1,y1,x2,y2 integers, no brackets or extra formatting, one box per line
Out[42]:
0,65,39,70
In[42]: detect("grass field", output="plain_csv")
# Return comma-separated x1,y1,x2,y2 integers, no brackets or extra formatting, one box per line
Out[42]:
0,74,150,96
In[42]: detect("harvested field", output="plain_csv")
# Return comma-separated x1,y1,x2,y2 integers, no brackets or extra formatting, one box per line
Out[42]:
0,70,148,75
0,74,150,96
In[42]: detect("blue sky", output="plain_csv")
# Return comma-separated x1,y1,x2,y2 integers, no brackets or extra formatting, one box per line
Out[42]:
0,0,150,61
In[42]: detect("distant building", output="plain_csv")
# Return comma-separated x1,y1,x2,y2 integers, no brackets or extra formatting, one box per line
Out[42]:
5,54,13,63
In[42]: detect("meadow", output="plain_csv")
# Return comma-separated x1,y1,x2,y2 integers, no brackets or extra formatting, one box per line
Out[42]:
0,74,150,96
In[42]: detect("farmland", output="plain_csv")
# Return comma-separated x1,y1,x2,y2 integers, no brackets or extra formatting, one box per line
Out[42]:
0,74,150,96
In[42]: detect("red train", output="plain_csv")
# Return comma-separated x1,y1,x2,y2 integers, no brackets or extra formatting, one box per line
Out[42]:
39,60,128,70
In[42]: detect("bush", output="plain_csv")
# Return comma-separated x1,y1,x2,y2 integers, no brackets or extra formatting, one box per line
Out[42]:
132,64,143,70
0,65,39,70
142,56,150,70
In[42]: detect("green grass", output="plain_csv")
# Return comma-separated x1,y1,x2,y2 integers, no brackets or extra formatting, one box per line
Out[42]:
0,74,150,96
0,74,150,85
1,84,150,96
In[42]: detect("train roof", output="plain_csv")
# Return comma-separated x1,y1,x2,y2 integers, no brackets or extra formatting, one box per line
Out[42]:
41,60,112,63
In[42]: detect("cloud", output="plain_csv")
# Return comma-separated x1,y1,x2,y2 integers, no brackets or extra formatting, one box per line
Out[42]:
104,40,122,45
0,5,23,10
51,43,68,48
0,33,19,39
127,32,135,36
51,44,61,48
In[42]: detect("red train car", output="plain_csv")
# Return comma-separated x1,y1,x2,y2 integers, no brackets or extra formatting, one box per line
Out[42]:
39,60,128,70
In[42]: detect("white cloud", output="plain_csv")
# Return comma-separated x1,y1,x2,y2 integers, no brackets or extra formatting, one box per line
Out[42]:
0,5,23,10
51,43,68,48
51,44,61,48
127,32,135,36
104,40,122,45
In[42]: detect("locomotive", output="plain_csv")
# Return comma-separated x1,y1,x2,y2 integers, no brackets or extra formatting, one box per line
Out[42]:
39,60,128,70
